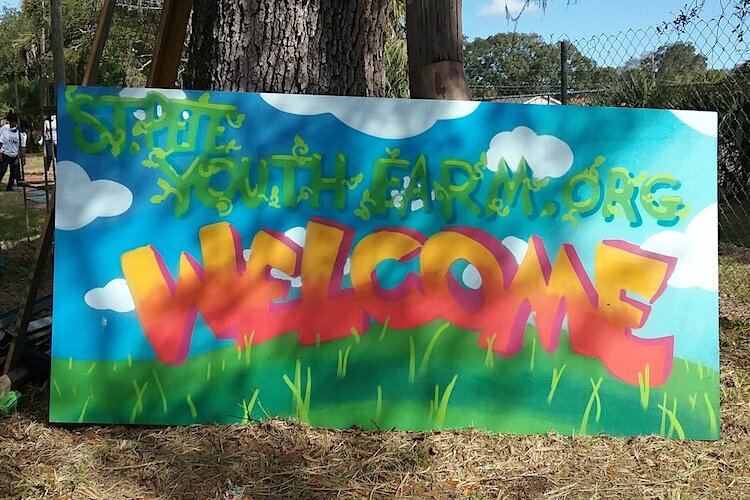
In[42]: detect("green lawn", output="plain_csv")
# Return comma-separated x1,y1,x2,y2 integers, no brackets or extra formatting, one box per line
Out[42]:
0,180,50,311
50,322,719,440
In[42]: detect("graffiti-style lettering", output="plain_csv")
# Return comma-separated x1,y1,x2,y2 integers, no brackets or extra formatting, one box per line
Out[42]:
640,173,690,226
351,227,434,329
121,223,301,364
602,167,642,226
485,159,551,220
295,219,369,344
562,156,605,225
434,157,484,221
66,87,692,227
122,218,676,386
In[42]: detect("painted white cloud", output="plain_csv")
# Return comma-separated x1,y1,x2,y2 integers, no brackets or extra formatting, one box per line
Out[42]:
390,176,430,212
243,249,252,261
502,236,529,263
119,88,187,100
56,161,133,230
84,279,135,313
260,93,479,140
486,126,574,179
478,0,539,18
462,265,483,290
641,204,718,292
270,268,302,288
285,227,306,247
670,110,717,138
460,237,528,289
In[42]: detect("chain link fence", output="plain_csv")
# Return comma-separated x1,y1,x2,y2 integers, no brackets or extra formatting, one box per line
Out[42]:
466,13,750,318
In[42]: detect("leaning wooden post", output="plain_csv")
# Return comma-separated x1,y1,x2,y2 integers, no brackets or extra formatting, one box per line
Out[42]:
149,0,193,88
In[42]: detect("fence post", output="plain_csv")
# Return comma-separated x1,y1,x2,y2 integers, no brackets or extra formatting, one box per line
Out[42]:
560,40,569,105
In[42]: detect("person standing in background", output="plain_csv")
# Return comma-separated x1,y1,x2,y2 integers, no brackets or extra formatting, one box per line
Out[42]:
0,118,6,272
0,113,26,191
19,125,27,183
43,114,57,171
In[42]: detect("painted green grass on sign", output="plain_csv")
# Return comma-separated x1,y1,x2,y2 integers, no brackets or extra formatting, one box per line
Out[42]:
49,322,720,439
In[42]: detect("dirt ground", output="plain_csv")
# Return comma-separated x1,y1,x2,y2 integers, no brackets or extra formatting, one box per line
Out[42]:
0,158,748,499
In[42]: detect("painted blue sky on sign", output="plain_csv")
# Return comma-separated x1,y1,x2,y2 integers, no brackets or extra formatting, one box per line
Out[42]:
52,88,718,370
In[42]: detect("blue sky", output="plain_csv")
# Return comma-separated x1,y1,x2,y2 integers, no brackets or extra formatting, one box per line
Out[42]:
463,0,743,68
0,0,742,67
0,0,729,39
462,0,726,40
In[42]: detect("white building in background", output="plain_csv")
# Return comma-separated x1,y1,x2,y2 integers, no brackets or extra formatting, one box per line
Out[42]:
492,95,562,105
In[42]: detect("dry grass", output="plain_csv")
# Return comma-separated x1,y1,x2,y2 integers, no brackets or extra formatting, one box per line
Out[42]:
0,187,748,499
0,362,748,500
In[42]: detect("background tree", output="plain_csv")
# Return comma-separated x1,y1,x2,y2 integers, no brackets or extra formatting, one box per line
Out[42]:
0,7,36,122
186,0,390,96
463,32,600,99
385,0,409,98
464,33,559,97
0,1,160,145
626,42,708,82
653,42,708,80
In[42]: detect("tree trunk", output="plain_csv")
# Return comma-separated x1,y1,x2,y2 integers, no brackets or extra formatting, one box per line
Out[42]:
406,0,472,100
185,0,390,96
50,0,67,88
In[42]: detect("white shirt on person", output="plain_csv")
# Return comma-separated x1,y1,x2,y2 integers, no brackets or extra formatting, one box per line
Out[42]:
44,117,57,144
0,126,26,157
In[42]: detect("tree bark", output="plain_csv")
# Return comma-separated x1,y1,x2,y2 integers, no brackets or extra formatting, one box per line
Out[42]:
406,0,472,100
185,0,390,96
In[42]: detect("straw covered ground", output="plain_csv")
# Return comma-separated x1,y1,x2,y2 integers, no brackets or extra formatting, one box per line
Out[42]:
0,168,749,498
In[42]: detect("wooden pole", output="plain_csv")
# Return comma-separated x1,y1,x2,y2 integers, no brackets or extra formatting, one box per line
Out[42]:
148,0,193,88
406,0,471,100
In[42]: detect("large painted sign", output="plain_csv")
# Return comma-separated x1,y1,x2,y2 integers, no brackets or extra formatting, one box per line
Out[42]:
51,86,719,439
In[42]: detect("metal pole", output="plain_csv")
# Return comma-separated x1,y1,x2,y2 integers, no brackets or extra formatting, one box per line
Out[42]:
560,40,569,105
39,2,48,108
